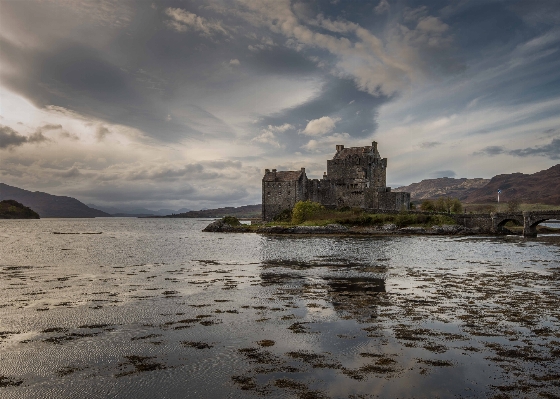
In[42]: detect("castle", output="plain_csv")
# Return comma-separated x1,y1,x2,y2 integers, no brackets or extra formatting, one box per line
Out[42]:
262,142,410,221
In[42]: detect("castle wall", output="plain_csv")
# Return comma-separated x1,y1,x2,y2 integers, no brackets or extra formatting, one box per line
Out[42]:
262,142,410,220
262,169,307,221
378,191,411,211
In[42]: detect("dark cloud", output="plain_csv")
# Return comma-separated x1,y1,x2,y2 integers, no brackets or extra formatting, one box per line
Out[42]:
96,125,111,141
420,141,441,148
474,146,506,156
0,126,27,149
430,170,456,178
0,125,50,148
41,124,62,131
509,138,560,160
246,46,323,76
27,130,50,143
474,138,560,160
59,131,80,141
255,77,390,153
0,22,229,143
57,167,82,178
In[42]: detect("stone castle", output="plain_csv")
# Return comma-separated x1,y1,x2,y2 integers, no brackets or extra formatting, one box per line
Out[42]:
262,142,410,221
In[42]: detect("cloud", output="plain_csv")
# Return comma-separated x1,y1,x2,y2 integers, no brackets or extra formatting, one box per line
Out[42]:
268,123,294,133
509,137,560,160
234,0,458,96
59,131,80,141
96,125,111,141
27,130,50,143
0,125,50,149
374,0,390,15
419,141,441,148
229,59,240,66
473,137,560,160
257,77,387,156
57,166,82,178
250,123,294,148
301,132,351,152
301,116,341,136
251,130,282,148
40,124,62,131
474,146,506,156
430,170,456,178
164,8,229,37
0,126,27,149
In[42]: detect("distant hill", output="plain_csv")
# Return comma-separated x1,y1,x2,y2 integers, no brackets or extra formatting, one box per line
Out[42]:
395,164,560,205
167,204,261,218
463,164,560,204
0,183,111,218
394,177,490,201
0,200,40,219
88,204,192,217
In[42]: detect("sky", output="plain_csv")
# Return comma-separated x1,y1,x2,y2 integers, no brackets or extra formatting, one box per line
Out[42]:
1,0,559,211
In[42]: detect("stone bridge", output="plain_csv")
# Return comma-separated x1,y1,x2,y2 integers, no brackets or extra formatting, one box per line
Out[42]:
454,210,560,237
520,210,560,237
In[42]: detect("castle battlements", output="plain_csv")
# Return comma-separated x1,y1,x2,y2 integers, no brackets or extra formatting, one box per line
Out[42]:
262,142,410,221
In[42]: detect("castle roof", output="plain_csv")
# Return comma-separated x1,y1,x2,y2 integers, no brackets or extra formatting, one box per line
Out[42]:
263,170,304,182
332,145,377,160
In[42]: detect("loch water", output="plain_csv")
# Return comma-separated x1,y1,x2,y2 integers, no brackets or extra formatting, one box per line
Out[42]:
1,218,559,398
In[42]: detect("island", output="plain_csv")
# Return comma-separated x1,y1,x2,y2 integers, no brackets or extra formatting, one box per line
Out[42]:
0,200,40,219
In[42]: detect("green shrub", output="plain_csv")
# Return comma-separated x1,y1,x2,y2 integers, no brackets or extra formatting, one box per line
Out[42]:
221,216,241,226
420,200,436,211
273,209,292,222
450,198,463,213
292,201,324,224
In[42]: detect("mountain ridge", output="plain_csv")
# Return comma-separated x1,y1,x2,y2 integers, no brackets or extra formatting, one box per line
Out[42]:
395,164,560,205
0,183,111,218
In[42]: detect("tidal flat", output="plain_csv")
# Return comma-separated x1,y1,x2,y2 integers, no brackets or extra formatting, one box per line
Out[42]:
0,218,559,398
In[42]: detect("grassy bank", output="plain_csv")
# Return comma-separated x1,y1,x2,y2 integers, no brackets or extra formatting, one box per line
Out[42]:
269,204,457,228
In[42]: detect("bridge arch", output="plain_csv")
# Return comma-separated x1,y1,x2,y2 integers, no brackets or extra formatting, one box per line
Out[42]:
524,217,557,237
492,213,524,234
495,218,523,234
522,211,560,237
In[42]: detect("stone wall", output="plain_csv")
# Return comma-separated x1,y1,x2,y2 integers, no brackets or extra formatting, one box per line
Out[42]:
262,142,411,221
378,191,411,211
262,169,307,221
452,214,493,231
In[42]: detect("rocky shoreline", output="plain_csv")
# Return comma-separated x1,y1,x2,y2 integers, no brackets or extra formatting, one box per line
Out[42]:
257,224,483,235
203,219,485,235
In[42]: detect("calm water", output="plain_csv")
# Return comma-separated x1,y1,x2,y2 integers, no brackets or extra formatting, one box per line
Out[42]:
1,218,559,398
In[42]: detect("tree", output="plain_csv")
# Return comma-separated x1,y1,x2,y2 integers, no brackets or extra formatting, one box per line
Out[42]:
291,200,324,224
450,198,463,213
434,197,446,212
420,200,435,212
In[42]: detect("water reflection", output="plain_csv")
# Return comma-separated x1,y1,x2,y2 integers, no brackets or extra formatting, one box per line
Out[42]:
0,219,559,398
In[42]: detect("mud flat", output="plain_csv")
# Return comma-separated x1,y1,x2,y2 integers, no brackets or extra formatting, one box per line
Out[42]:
0,218,559,398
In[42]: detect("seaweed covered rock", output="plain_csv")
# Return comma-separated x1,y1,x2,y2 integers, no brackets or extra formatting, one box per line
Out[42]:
0,200,40,219
203,217,251,232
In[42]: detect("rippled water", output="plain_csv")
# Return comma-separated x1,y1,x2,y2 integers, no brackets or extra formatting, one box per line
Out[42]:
1,218,559,398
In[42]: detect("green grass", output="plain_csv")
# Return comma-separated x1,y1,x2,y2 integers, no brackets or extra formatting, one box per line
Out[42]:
267,208,457,228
